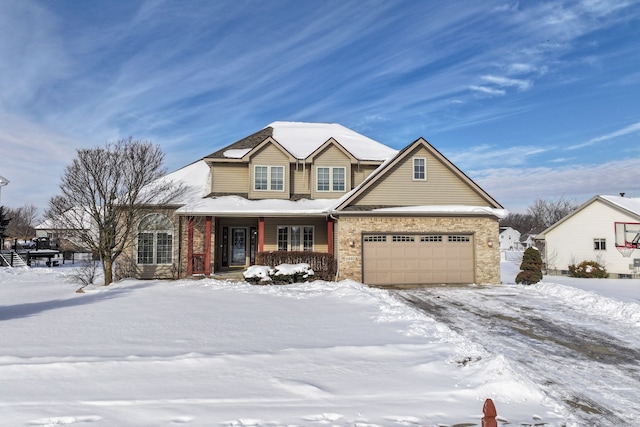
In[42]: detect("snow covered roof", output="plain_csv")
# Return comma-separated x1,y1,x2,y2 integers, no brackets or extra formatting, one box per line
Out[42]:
35,206,95,230
369,205,508,218
600,195,640,217
141,160,211,205
175,195,342,216
269,121,397,161
206,122,397,162
538,194,640,238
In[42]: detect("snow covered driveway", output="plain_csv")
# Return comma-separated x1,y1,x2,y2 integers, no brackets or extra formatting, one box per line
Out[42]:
396,282,640,426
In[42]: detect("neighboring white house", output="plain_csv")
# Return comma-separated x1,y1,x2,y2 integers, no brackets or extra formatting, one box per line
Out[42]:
519,233,536,249
499,226,521,251
35,206,97,252
537,195,640,278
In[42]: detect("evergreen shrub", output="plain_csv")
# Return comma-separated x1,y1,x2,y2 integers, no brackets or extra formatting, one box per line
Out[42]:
515,247,543,285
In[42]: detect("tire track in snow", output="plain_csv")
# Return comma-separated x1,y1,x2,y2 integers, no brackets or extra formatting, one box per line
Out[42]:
397,285,640,426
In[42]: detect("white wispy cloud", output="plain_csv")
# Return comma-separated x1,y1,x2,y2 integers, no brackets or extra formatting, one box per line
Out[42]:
481,75,533,91
568,121,640,149
473,157,640,212
0,0,638,210
449,143,551,170
469,85,506,96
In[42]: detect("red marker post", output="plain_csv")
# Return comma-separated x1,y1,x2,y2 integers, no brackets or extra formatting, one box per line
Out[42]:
482,398,498,427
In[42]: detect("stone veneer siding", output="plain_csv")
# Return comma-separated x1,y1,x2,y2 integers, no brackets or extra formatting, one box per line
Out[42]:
178,215,216,278
335,215,500,284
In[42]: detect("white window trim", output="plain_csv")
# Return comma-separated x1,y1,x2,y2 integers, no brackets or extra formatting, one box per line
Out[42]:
277,225,315,251
594,238,607,251
136,214,174,265
253,165,285,192
413,157,427,181
316,166,347,192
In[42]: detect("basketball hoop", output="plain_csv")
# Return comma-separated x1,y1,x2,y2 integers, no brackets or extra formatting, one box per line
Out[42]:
616,245,636,258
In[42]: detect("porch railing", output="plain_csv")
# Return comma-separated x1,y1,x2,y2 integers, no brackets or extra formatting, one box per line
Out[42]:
191,253,205,275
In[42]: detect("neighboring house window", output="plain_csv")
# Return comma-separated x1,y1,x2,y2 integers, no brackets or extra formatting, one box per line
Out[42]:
413,157,426,180
277,225,314,251
594,238,606,251
254,165,285,191
316,167,346,192
137,214,173,264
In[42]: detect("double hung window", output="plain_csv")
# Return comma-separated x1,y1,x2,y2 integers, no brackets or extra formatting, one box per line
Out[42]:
137,214,173,265
316,167,346,192
413,157,426,180
254,165,284,191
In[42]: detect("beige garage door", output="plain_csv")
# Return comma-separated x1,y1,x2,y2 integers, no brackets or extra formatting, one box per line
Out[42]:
362,233,474,286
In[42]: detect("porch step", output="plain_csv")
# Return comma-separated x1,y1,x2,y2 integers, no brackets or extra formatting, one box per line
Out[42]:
210,270,246,282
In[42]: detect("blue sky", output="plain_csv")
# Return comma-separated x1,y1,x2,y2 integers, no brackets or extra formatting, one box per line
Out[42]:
1,0,639,213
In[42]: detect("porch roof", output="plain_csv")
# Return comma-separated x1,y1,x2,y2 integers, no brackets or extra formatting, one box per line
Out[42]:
175,195,340,217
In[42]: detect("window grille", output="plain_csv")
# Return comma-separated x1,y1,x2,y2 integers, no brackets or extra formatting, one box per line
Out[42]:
448,235,470,242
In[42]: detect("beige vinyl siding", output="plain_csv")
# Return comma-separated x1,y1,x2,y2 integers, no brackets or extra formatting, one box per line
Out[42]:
311,145,351,199
263,217,329,252
291,164,310,194
352,164,380,187
352,146,487,207
211,163,248,193
249,145,290,199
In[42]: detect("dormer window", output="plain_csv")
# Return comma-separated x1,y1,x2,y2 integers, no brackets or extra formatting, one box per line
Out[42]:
317,167,346,192
254,165,284,191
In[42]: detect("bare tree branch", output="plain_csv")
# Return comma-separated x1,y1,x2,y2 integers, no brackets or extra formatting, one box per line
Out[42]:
46,137,184,285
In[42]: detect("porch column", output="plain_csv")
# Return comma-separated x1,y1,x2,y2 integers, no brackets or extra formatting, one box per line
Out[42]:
327,218,334,255
258,217,265,252
204,215,212,275
187,216,194,276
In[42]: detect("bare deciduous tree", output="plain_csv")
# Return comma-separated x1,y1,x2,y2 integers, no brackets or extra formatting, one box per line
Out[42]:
527,197,579,231
47,137,183,285
6,204,39,240
499,212,537,235
501,197,579,234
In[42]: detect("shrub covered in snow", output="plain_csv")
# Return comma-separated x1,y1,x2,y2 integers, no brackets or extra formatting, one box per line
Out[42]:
568,260,609,278
515,247,543,285
242,265,273,284
256,251,335,280
243,263,314,285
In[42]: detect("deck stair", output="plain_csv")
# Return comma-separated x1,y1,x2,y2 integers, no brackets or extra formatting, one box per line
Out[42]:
0,251,29,268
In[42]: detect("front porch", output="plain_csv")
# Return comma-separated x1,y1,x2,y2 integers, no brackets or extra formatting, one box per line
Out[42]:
181,215,335,277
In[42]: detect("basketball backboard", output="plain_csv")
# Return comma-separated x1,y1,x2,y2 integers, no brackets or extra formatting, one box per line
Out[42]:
614,222,640,248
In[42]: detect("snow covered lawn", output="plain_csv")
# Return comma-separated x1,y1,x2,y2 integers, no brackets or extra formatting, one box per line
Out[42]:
2,261,637,426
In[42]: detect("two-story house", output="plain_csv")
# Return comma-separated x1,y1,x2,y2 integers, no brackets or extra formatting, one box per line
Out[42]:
499,226,521,251
128,122,505,286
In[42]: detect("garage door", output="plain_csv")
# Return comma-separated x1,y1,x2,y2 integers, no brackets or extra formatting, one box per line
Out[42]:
362,233,474,286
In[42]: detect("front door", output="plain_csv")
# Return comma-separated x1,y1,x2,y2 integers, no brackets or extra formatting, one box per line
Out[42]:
230,228,247,266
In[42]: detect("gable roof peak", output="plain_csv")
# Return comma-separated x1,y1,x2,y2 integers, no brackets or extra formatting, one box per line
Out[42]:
265,121,397,161
206,121,397,162
598,194,640,216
